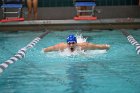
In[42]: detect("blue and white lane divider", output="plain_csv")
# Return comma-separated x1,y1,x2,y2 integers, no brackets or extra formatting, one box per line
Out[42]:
122,31,140,55
0,31,50,74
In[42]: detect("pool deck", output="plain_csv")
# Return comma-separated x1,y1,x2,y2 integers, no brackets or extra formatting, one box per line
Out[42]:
0,18,140,31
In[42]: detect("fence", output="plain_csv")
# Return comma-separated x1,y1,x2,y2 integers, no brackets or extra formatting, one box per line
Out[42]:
0,0,138,7
38,0,139,7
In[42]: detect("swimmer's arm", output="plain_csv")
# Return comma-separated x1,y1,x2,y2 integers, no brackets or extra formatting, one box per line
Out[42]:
86,43,110,50
43,46,57,52
43,43,66,52
94,44,110,49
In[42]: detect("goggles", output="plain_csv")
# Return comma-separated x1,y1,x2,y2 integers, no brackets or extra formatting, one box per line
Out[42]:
67,41,76,45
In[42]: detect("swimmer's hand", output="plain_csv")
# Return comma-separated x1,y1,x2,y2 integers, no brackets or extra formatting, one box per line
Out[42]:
106,44,110,48
43,48,48,52
105,44,110,50
41,48,45,53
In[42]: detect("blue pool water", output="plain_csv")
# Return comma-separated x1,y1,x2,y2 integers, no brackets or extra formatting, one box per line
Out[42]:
0,30,140,93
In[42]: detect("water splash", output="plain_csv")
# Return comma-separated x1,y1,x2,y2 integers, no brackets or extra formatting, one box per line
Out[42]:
59,47,86,57
75,33,87,43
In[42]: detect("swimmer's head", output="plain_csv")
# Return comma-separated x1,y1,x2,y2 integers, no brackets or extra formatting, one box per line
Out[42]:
67,34,77,43
67,34,77,52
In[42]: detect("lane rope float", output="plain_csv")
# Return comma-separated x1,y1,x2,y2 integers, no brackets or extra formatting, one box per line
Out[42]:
0,30,50,74
121,31,140,55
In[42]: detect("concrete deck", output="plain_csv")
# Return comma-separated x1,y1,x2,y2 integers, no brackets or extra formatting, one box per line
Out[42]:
0,18,140,31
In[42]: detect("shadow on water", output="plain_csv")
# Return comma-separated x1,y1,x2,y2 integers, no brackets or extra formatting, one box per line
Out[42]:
66,62,99,93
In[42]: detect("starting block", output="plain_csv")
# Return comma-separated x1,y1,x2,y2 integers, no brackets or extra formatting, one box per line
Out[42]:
1,0,24,22
74,16,97,20
0,17,24,22
74,1,97,20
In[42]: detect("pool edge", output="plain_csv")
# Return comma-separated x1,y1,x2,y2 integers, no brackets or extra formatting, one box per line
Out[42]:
0,18,140,31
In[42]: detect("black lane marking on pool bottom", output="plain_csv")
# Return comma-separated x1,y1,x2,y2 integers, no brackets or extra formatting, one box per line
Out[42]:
121,30,140,55
0,30,51,74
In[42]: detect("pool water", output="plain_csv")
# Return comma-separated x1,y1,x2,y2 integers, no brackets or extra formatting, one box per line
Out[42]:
0,30,140,93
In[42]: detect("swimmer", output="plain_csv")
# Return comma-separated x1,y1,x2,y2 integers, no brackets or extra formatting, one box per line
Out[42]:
43,34,110,52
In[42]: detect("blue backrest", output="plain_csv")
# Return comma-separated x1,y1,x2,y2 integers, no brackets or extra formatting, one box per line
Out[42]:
75,0,95,2
75,2,96,6
2,0,22,4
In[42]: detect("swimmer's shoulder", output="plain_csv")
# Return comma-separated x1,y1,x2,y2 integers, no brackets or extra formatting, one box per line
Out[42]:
55,42,67,49
56,42,67,46
77,42,90,46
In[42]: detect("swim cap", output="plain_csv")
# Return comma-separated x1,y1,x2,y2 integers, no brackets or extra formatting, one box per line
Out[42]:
67,34,77,43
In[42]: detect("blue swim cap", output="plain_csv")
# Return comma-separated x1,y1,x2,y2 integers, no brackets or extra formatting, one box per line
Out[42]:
67,34,77,43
